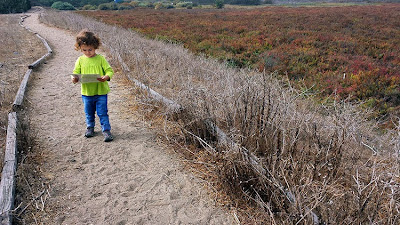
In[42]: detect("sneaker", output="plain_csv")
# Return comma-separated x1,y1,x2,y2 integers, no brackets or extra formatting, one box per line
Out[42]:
85,127,95,138
103,130,113,142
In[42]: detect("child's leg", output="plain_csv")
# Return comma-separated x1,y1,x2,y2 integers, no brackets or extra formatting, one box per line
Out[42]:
82,95,96,128
96,94,111,132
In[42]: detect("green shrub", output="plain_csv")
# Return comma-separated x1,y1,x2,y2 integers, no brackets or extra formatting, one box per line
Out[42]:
109,2,119,10
146,2,154,8
51,1,75,10
129,1,139,7
31,0,56,7
118,4,132,10
176,2,192,8
229,0,261,5
215,0,224,9
98,3,108,10
120,2,134,9
82,4,96,10
154,2,165,9
98,2,118,10
137,2,153,8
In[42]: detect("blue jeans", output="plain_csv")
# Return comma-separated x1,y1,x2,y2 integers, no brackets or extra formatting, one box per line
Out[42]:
82,95,111,132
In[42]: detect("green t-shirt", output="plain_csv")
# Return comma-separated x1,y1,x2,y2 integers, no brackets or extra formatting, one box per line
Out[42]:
73,54,114,96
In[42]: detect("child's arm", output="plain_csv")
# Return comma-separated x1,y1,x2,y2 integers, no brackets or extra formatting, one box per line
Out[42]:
98,55,114,82
72,58,81,84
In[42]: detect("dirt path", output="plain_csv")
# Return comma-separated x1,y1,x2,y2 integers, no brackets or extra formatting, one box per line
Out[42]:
19,11,233,224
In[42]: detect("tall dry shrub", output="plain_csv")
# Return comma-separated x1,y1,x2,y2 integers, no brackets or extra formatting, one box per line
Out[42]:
39,9,400,224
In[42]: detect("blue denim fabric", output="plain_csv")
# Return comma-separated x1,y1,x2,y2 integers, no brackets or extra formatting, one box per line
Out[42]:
82,94,111,132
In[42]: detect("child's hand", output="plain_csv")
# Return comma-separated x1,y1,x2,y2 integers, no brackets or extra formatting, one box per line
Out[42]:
97,75,110,82
71,75,79,84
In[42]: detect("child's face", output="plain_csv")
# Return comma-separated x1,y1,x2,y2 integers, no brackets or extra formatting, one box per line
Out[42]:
80,44,96,58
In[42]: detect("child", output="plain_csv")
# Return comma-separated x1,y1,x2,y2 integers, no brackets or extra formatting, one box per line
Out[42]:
72,29,114,142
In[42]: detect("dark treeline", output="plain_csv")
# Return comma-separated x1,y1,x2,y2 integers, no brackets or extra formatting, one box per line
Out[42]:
30,0,110,7
0,0,31,14
195,0,272,5
273,0,400,3
193,0,265,4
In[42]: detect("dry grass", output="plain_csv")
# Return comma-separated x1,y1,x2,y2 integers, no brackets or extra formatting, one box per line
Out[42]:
39,9,400,224
0,14,46,169
0,13,49,224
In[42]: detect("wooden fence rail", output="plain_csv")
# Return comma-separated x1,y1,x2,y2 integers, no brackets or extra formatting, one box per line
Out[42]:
12,69,32,108
0,113,17,224
13,15,52,109
0,13,53,225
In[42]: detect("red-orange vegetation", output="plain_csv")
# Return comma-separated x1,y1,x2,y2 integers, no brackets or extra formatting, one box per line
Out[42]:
78,4,400,115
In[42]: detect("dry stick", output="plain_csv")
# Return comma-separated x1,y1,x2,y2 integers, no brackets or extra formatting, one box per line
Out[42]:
295,194,325,225
15,190,46,218
32,212,38,225
22,174,40,211
108,37,322,225
242,188,277,225
361,141,378,154
183,128,217,155
22,175,34,200
232,211,241,225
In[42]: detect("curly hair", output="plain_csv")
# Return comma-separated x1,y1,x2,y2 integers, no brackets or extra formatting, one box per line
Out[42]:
74,29,101,51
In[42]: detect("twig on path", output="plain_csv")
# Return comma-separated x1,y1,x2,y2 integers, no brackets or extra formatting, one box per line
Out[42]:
12,201,24,213
32,212,38,225
181,159,216,168
15,189,46,217
361,141,377,154
136,100,160,108
232,211,240,225
46,185,51,198
22,174,34,200
163,118,170,142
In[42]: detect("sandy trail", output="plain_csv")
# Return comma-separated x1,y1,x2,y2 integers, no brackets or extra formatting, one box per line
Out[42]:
20,11,232,224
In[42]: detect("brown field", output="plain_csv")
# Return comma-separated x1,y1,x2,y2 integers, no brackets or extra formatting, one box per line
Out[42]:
37,8,400,224
0,14,45,169
79,4,400,120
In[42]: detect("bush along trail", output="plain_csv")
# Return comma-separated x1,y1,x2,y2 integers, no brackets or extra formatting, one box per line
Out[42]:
14,10,233,224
